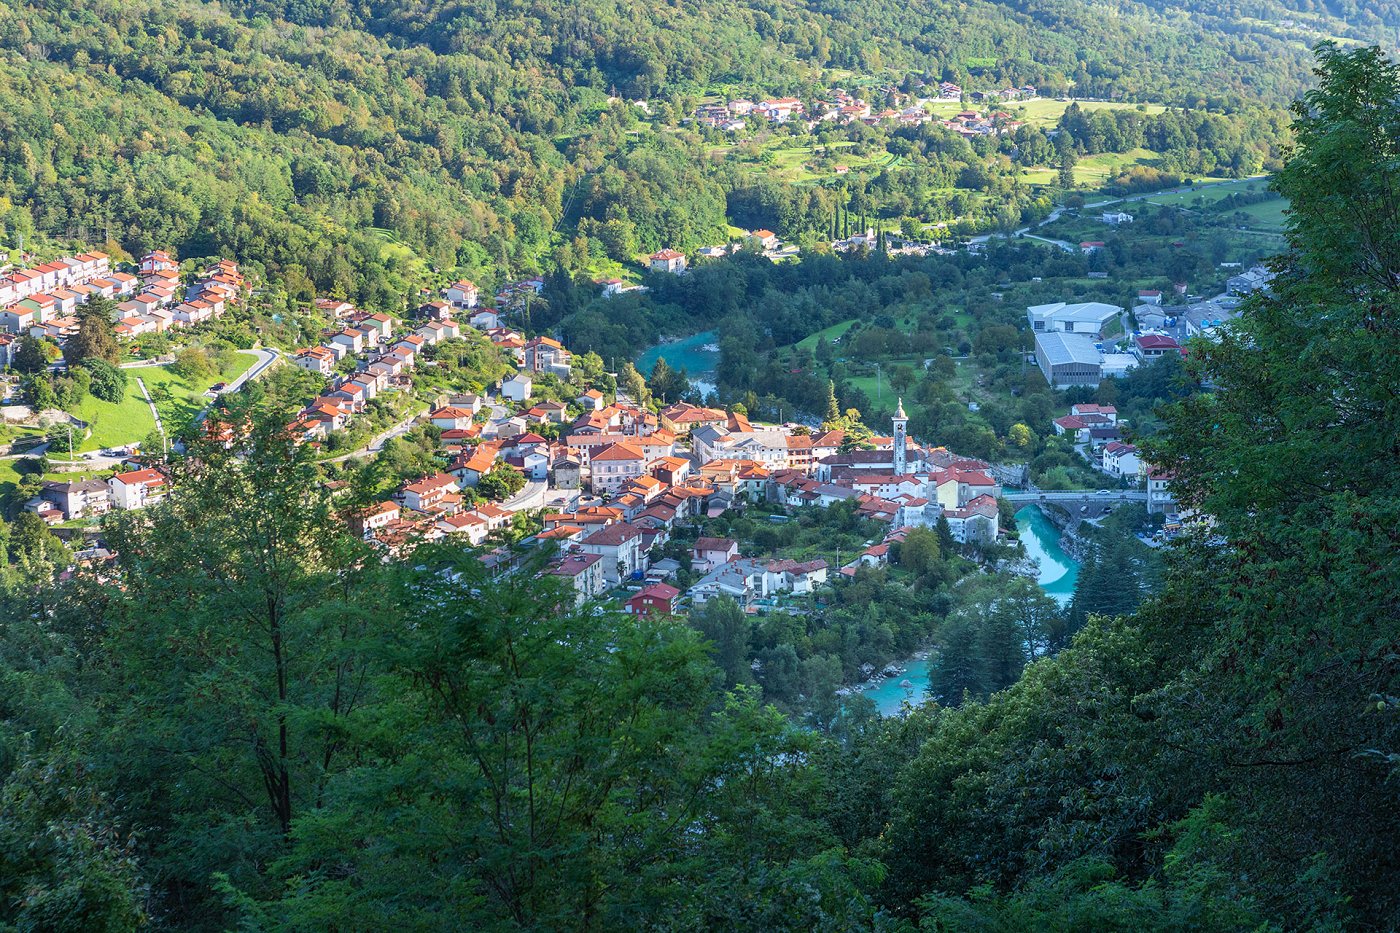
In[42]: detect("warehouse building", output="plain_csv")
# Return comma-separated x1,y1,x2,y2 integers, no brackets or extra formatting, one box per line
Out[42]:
1035,332,1103,388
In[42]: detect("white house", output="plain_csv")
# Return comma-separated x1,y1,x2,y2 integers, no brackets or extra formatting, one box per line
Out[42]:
109,468,168,510
580,522,646,585
1101,441,1142,479
445,280,479,308
549,552,607,605
501,373,533,402
430,406,476,431
589,441,646,494
648,249,687,274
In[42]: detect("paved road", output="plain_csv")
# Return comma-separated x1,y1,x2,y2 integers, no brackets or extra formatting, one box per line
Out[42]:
135,375,165,442
216,348,280,395
501,479,548,511
322,407,428,463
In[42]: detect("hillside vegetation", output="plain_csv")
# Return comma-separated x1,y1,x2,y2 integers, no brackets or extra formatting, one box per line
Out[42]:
0,0,1386,308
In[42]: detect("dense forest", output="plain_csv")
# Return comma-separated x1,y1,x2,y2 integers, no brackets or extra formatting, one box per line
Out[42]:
0,0,1388,310
0,45,1396,931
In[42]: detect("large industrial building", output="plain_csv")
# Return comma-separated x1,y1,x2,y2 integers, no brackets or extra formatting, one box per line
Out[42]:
1026,301,1122,336
1035,332,1104,388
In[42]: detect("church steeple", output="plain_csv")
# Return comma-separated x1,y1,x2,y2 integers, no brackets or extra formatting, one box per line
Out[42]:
892,398,909,475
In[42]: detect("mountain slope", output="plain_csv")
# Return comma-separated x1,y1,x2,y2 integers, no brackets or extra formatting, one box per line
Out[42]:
0,0,1383,304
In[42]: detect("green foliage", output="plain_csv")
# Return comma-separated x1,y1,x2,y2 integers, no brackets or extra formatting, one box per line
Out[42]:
0,752,148,932
64,297,121,367
475,464,526,501
80,358,127,404
11,336,50,374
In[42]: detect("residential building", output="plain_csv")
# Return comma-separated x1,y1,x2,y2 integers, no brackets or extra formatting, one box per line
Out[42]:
1147,468,1176,514
659,402,727,434
400,473,460,514
109,468,168,510
648,249,687,274
589,441,646,494
1101,441,1142,479
692,537,739,572
294,347,337,376
39,478,111,520
444,279,479,308
580,522,646,584
501,373,533,402
627,582,680,617
549,552,606,605
430,407,477,431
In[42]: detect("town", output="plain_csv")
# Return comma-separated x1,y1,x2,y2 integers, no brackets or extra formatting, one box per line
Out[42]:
8,239,1199,656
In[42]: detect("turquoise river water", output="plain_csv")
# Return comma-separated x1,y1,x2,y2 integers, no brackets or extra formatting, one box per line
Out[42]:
860,505,1079,714
635,331,719,395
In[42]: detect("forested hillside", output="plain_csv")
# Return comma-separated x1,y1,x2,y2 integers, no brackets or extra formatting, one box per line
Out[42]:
0,0,1387,311
0,39,1396,932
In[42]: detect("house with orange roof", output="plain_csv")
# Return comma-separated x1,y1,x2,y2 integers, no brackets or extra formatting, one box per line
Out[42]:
109,468,168,510
648,249,687,274
745,229,779,250
589,441,647,494
351,501,401,538
399,473,461,514
437,511,491,545
444,280,478,308
659,402,726,434
294,344,337,375
430,407,477,431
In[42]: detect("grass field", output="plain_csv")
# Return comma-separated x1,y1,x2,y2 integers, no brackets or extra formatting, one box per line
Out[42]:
795,319,859,350
136,355,255,433
1136,177,1289,231
740,140,893,183
66,391,156,455
1021,148,1180,189
1231,199,1289,230
58,356,255,455
1142,177,1273,207
1013,98,1166,128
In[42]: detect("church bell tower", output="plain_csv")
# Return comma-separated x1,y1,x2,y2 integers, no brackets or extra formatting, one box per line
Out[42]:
892,398,908,475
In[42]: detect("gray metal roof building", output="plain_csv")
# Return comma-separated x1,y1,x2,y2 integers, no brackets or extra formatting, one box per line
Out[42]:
1035,332,1103,388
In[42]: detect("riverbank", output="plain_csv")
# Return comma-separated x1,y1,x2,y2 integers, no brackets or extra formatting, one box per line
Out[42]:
857,505,1080,714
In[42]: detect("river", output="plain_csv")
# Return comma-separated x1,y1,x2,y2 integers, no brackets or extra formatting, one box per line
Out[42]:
635,331,719,396
859,505,1080,714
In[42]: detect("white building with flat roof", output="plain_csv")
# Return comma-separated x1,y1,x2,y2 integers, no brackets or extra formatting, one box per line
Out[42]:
1027,301,1122,337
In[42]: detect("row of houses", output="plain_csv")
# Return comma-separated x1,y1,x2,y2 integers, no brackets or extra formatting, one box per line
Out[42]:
113,256,243,338
0,249,242,345
289,304,426,443
28,466,170,522
0,251,131,335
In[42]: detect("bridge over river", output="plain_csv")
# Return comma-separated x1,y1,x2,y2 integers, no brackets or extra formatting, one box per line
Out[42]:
1003,489,1149,506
